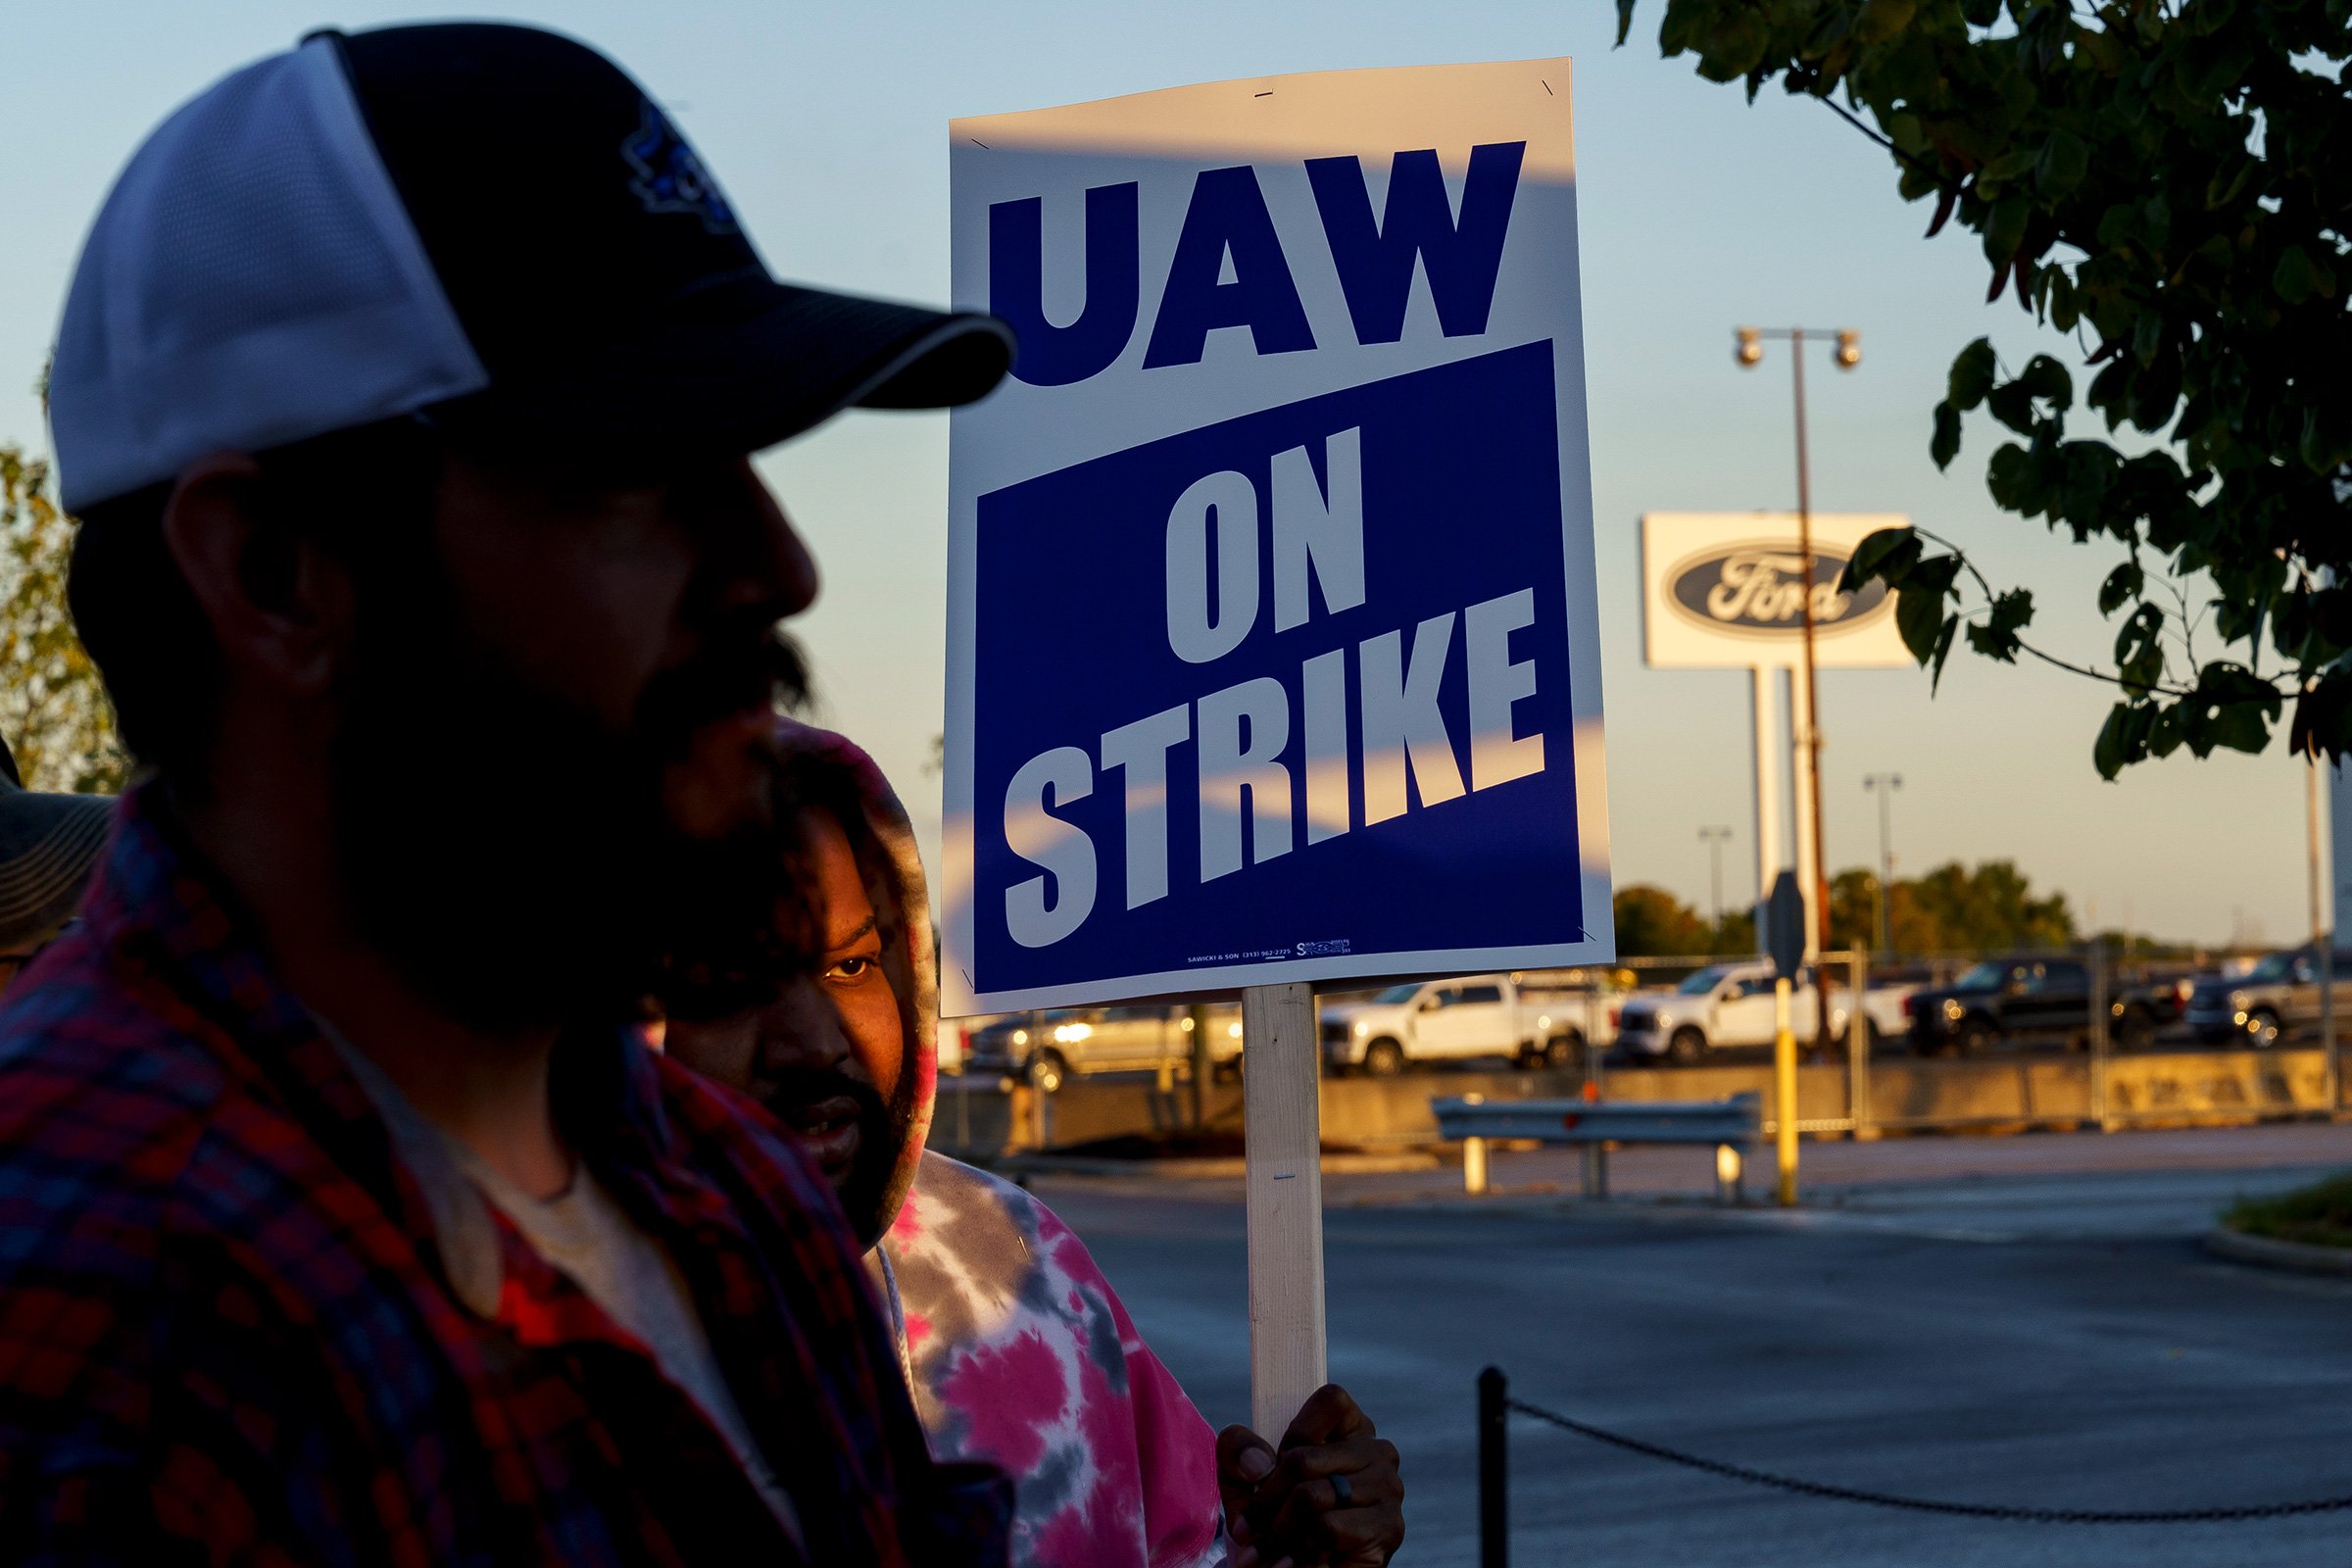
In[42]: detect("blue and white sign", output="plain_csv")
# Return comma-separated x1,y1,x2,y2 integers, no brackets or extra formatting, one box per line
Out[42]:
943,60,1613,1014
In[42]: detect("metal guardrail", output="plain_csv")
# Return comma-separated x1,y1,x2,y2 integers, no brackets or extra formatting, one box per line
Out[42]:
1431,1095,1759,1145
1432,1093,1760,1202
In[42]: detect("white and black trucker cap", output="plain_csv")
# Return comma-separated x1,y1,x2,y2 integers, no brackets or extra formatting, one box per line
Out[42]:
50,23,1013,513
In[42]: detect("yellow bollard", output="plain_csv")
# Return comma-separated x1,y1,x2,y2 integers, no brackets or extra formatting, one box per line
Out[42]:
1774,977,1799,1206
1461,1092,1488,1195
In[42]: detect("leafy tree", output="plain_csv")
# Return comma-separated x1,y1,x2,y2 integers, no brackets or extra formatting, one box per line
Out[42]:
1827,866,1882,951
1627,860,2074,958
0,446,123,793
1613,883,1756,956
1613,884,1711,956
1906,858,2077,949
1826,857,2076,951
1622,1,2352,777
1711,906,1758,953
2086,926,2204,961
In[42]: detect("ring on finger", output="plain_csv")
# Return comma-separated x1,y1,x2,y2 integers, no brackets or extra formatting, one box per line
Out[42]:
1330,1473,1353,1506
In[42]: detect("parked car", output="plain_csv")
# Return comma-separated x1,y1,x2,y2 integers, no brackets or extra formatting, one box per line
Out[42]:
1903,956,2186,1055
964,1004,1243,1091
2184,946,2352,1048
1612,961,1857,1063
1320,975,1594,1075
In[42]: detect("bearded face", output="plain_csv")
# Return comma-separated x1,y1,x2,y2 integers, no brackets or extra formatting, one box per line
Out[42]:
326,444,816,1034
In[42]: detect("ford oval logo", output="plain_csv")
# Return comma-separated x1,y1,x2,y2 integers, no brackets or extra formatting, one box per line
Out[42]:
1664,542,1892,637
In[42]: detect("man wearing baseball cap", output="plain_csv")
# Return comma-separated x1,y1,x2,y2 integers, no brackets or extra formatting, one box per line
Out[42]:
0,24,1014,1564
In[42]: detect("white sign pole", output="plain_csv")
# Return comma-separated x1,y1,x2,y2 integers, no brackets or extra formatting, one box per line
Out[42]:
1243,981,1326,1436
1641,514,1910,961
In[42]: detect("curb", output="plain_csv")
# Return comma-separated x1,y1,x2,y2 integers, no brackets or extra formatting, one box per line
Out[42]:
2202,1224,2352,1277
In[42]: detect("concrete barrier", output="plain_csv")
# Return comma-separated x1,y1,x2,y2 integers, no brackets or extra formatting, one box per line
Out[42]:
2101,1051,2332,1120
930,1074,1246,1158
924,1049,2341,1159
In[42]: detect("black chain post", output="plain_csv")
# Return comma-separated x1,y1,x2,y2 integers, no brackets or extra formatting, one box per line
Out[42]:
1479,1366,1507,1568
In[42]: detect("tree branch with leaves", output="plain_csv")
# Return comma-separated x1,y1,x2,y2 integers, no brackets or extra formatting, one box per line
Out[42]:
1621,0,2351,776
0,446,125,793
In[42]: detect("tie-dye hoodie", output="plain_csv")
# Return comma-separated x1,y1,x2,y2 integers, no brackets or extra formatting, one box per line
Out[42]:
777,721,1225,1568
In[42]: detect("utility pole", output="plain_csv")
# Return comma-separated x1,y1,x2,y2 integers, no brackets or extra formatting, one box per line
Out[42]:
1738,324,1861,1050
2311,748,2338,1110
1863,773,1901,956
1699,825,1734,933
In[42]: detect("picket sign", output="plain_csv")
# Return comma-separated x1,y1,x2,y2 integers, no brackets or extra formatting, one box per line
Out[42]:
946,60,1611,1436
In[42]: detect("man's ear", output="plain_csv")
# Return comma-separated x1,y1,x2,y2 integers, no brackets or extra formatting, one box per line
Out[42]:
160,452,354,696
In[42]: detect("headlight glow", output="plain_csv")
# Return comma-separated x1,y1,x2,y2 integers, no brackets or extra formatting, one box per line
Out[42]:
1354,1020,1370,1037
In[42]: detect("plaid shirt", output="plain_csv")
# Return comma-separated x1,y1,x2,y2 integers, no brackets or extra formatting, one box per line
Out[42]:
0,784,1010,1565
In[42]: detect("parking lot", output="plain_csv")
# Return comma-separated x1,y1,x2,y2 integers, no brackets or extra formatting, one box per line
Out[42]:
953,951,2348,1092
1044,1122,2352,1567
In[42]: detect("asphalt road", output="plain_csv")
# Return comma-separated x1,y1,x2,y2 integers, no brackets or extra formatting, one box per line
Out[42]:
1038,1124,2352,1567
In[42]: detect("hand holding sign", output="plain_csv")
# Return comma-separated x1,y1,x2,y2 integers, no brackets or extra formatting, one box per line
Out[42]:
1218,1384,1405,1568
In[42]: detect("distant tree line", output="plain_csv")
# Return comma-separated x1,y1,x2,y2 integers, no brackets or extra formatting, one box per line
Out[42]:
1614,858,2085,958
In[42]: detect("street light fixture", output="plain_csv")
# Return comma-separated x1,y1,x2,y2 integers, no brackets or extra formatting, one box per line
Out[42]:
1698,825,1734,931
1737,324,1861,1047
1863,774,1902,955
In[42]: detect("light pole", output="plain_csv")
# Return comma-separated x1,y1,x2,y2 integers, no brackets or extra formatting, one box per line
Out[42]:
1738,324,1860,1048
1699,825,1734,932
2309,745,2338,1107
1862,774,1901,955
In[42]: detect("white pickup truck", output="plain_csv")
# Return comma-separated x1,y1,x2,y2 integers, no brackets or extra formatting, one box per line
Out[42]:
1321,975,1606,1075
1613,961,1909,1063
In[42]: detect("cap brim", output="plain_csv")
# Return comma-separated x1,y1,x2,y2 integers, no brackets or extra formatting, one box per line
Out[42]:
430,279,1014,462
0,793,113,949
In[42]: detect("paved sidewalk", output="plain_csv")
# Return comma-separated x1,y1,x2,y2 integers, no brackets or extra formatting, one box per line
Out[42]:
1038,1121,2352,1567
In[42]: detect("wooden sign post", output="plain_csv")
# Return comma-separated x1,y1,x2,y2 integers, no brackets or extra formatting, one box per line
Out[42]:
1244,982,1326,1436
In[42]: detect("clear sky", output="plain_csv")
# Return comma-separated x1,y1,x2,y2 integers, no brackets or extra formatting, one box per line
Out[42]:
0,1,2315,948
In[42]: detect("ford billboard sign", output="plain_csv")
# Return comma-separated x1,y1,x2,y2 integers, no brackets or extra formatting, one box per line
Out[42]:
1663,541,1892,639
1642,513,1912,670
